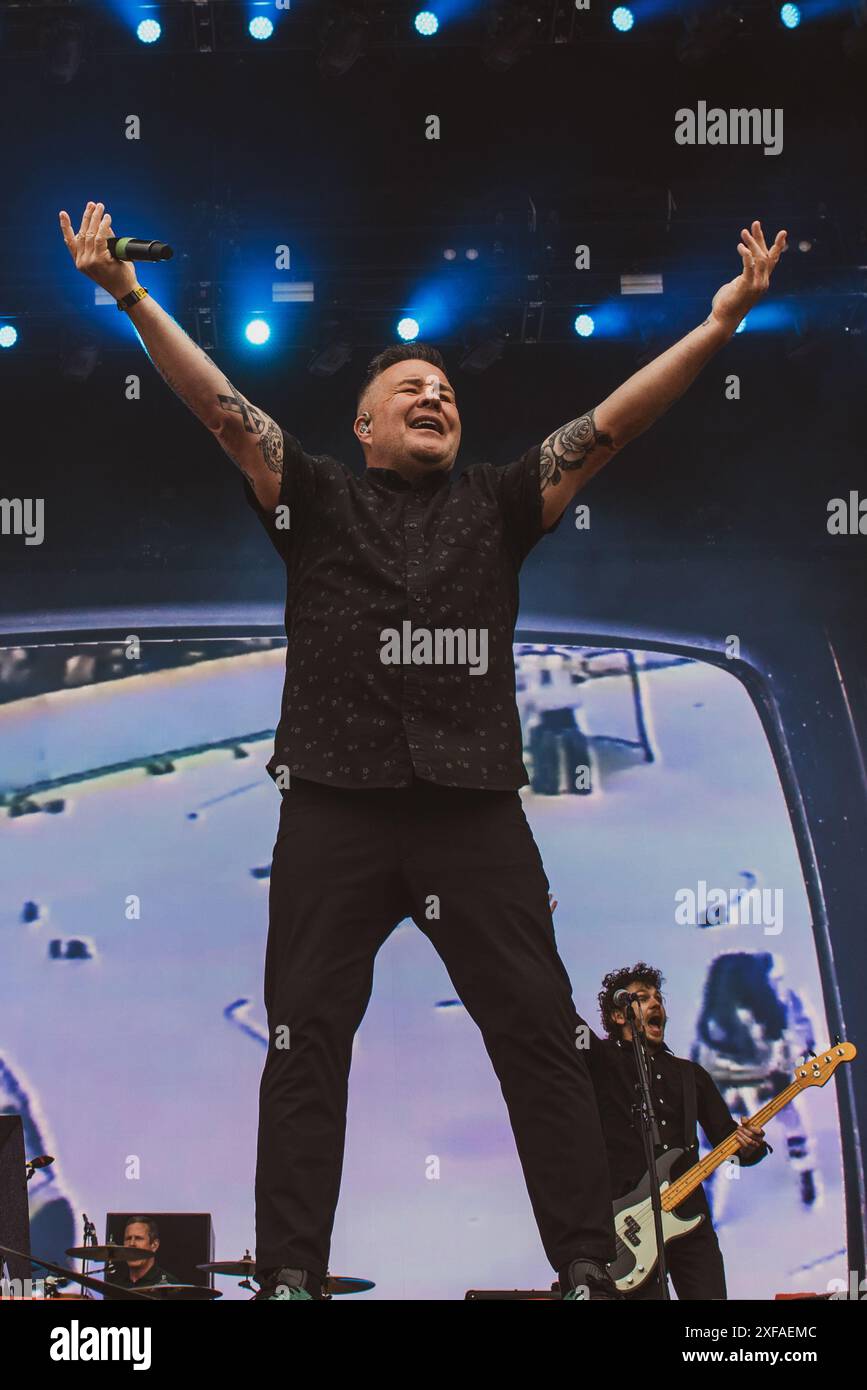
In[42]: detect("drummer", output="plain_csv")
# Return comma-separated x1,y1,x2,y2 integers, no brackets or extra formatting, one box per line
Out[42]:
105,1217,179,1293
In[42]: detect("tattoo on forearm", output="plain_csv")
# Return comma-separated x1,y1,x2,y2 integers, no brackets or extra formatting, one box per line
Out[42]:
216,384,266,435
539,407,614,491
147,334,284,484
256,418,284,475
215,385,284,476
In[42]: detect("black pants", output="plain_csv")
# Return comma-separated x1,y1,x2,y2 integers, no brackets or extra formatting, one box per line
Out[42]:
254,776,615,1284
625,1213,727,1301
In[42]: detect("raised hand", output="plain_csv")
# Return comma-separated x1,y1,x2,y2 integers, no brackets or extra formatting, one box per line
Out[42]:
710,220,787,332
58,201,139,298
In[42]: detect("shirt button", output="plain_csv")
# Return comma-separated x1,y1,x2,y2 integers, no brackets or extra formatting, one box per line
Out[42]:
656,1074,662,1080
661,1120,666,1126
663,1144,669,1150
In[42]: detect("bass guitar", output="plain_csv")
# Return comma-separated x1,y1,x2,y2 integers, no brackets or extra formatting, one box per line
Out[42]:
607,1039,856,1293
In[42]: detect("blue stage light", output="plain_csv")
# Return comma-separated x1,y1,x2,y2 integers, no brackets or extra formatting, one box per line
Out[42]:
574,314,595,338
245,318,271,346
136,19,161,44
397,317,420,342
611,7,634,32
0,325,18,348
735,317,747,334
414,11,439,36
780,4,801,29
249,15,274,41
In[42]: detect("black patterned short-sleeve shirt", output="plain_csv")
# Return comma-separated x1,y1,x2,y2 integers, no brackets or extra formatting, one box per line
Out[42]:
242,429,562,789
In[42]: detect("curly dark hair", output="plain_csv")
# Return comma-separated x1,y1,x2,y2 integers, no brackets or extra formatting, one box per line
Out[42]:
356,342,447,414
598,962,665,1039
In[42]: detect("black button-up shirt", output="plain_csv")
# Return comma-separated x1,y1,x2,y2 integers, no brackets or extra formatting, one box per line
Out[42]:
243,429,562,789
584,1032,768,1219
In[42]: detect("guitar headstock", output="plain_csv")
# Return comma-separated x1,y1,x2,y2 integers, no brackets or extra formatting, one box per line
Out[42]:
794,1041,856,1088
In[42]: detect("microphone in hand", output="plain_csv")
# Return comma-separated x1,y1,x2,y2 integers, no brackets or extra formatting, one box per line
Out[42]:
59,200,166,298
107,237,173,262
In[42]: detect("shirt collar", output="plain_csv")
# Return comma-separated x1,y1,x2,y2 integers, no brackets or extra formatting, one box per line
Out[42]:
616,1038,673,1055
364,466,450,493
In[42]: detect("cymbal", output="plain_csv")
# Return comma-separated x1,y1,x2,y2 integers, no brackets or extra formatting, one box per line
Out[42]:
198,1258,256,1276
195,1253,374,1295
134,1283,222,1300
66,1245,156,1263
0,1242,153,1301
325,1276,375,1296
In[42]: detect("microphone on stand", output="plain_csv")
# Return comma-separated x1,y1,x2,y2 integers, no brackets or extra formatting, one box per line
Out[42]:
25,1154,55,1180
612,989,641,1010
107,237,173,262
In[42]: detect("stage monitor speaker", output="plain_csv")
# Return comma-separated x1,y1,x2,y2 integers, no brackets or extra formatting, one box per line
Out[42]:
105,1212,215,1288
0,1115,31,1284
465,1288,560,1299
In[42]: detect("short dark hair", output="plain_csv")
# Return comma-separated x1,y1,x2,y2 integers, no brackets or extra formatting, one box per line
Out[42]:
597,963,665,1039
124,1215,160,1244
356,342,447,414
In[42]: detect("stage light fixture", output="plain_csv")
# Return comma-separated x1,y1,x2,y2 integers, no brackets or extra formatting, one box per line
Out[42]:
611,6,634,32
459,326,507,374
318,9,369,77
245,318,271,345
136,19,162,44
481,3,541,72
780,4,801,29
443,248,458,261
272,282,315,303
193,282,218,352
40,17,84,82
0,325,18,349
249,16,275,41
414,10,439,36
308,336,353,377
620,273,664,295
60,336,100,383
397,317,420,342
676,7,743,65
574,313,595,337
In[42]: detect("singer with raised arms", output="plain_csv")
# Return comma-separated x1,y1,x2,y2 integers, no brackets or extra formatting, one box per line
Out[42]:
59,199,786,1302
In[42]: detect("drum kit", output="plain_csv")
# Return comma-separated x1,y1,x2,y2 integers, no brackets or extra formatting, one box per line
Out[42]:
195,1253,373,1299
1,1243,374,1300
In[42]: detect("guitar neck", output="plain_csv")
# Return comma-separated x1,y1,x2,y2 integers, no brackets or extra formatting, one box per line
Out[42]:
661,1075,802,1212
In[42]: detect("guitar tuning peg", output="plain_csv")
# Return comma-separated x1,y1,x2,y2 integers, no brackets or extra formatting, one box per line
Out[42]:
834,1034,841,1047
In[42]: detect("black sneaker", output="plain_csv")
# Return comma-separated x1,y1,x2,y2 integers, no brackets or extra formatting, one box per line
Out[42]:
250,1267,320,1301
560,1258,624,1300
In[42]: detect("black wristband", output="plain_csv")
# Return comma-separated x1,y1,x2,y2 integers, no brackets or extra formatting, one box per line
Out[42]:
117,286,149,312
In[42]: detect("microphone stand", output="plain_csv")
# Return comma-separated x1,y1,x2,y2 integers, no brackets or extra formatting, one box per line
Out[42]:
79,1214,97,1300
628,1001,671,1300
